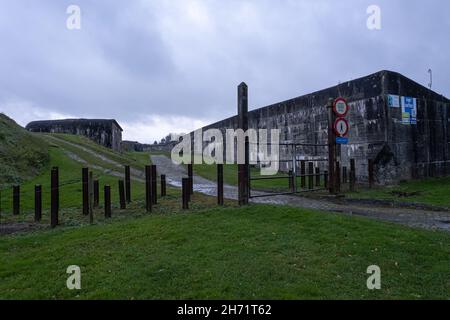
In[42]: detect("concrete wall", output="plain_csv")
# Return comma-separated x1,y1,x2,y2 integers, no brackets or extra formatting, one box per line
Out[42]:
197,70,450,185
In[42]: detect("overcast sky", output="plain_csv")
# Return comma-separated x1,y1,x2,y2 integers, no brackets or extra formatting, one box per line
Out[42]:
0,0,449,143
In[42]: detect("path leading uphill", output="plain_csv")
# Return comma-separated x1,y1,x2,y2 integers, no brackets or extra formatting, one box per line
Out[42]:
151,155,450,232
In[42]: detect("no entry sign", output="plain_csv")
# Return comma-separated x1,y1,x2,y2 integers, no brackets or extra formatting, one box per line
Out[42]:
334,117,349,137
333,97,349,117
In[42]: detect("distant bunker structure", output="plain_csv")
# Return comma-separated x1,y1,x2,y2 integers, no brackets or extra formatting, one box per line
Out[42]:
199,70,450,185
26,119,123,151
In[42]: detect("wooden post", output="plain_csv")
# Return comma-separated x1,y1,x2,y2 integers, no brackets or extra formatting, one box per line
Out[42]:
118,180,126,210
89,171,94,224
93,180,99,208
327,98,337,194
324,171,329,189
82,168,89,215
182,178,189,210
217,164,224,206
50,169,58,228
151,165,157,205
350,159,356,192
368,159,374,188
125,165,131,203
34,185,42,222
238,82,249,206
315,167,321,187
13,185,20,216
161,175,167,197
145,166,152,213
104,185,111,218
342,167,348,184
300,160,306,189
53,167,59,212
335,161,341,194
307,162,314,189
188,164,194,195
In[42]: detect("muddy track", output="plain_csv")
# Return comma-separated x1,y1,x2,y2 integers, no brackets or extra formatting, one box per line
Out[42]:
151,155,450,232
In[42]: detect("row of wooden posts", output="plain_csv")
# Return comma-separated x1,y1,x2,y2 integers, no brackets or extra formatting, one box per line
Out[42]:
2,159,375,227
2,162,228,229
286,159,376,194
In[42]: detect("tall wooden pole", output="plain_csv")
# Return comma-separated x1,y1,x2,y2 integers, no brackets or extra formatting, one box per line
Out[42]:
238,82,249,206
327,98,337,194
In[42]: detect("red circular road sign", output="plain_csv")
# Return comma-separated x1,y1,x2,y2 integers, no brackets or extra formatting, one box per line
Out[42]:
334,117,349,137
333,97,349,117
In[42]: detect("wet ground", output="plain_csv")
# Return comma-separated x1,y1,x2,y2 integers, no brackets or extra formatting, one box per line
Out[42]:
151,155,450,232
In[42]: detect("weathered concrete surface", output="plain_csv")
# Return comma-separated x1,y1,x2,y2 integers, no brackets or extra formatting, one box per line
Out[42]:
198,70,450,185
26,119,123,151
151,154,450,232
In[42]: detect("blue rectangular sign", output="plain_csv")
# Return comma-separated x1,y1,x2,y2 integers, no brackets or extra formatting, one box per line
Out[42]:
336,137,349,145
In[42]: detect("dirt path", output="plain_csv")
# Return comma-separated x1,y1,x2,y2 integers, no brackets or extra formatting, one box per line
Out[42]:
151,155,450,232
46,135,145,182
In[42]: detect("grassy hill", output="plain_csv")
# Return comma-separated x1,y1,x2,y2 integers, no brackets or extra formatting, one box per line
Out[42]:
0,113,49,187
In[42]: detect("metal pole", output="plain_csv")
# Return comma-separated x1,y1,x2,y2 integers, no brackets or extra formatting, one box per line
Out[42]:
350,159,356,192
237,82,249,206
151,165,157,205
145,166,152,213
161,175,167,197
93,180,99,208
89,171,94,224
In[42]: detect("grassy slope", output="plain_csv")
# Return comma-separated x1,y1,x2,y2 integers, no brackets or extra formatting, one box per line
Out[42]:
0,204,449,299
0,133,153,221
0,114,49,186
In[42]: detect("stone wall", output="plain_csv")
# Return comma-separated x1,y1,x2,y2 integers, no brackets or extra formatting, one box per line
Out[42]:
26,119,123,151
197,70,450,185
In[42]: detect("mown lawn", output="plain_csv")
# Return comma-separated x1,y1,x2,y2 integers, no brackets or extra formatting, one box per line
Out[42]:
0,204,449,300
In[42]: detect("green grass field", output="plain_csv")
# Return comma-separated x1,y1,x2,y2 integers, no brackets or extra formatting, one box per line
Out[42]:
1,204,449,299
347,177,450,208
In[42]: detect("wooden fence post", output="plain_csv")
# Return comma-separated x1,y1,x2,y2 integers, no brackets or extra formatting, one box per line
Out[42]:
118,180,126,210
51,169,58,228
53,167,59,212
125,165,131,203
350,159,356,192
188,164,194,195
151,165,157,205
13,185,20,216
161,175,167,197
89,171,94,224
35,185,42,222
335,161,341,194
217,164,224,206
104,185,111,218
93,180,99,208
182,178,189,210
82,168,89,215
